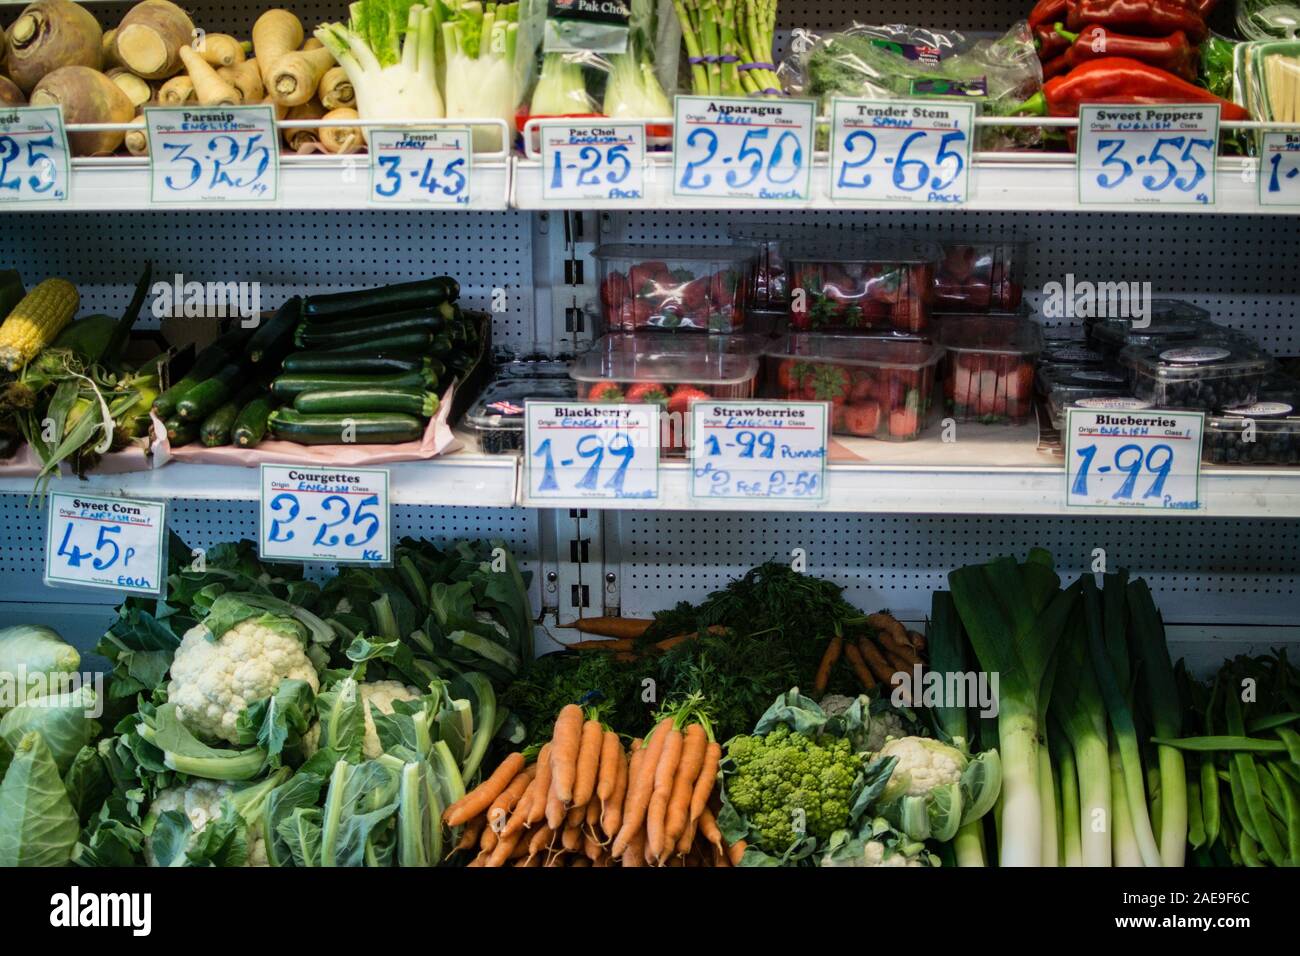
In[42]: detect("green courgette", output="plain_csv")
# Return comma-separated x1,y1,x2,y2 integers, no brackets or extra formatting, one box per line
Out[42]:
247,296,301,364
294,386,439,417
281,351,428,375
294,309,448,350
320,331,437,354
200,384,261,447
269,409,425,445
232,395,275,448
270,368,436,402
177,362,246,422
164,415,197,447
152,336,240,419
302,276,459,323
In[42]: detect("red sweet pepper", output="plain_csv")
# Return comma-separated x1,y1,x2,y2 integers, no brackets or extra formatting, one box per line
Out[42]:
1020,56,1249,119
1035,22,1071,60
1029,0,1070,29
1042,54,1073,80
1065,0,1208,44
1059,25,1198,81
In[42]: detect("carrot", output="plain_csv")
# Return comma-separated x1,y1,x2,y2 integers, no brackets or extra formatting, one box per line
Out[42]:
866,611,909,646
486,828,523,867
883,644,919,673
583,830,603,861
456,816,485,852
565,804,585,828
252,9,304,87
654,624,731,653
675,816,698,857
444,751,525,826
843,639,880,690
646,726,684,863
699,806,726,862
562,823,582,853
596,731,622,805
558,616,653,639
178,44,240,105
567,638,635,652
509,837,529,860
572,719,604,807
527,824,553,862
480,822,498,852
602,742,632,839
855,637,892,686
728,839,748,866
269,46,334,107
519,853,543,867
467,854,485,867
664,722,707,854
612,721,670,858
569,856,590,867
907,629,927,651
486,767,534,832
550,704,584,805
506,775,542,837
689,740,723,825
545,785,566,831
622,828,645,867
526,744,552,826
813,634,844,696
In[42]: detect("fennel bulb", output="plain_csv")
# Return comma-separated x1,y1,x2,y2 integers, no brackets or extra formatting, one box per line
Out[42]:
316,3,444,145
603,52,670,119
442,4,519,153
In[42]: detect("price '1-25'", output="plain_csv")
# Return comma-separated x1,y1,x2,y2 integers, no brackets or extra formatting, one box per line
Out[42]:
1072,442,1174,500
549,143,631,190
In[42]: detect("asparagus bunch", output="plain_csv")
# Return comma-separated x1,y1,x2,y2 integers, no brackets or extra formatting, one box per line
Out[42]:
673,0,781,97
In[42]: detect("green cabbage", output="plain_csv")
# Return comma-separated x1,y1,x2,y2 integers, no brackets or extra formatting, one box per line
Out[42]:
0,625,80,714
0,683,99,774
0,732,80,866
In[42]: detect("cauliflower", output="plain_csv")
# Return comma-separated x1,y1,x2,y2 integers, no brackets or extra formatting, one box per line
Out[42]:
168,613,319,744
144,780,267,867
359,680,420,758
865,710,910,753
818,694,855,717
878,736,965,797
725,724,862,852
862,839,925,867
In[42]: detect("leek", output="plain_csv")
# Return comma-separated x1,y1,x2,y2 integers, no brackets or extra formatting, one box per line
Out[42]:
949,551,1078,867
1050,717,1083,866
442,1,520,152
1039,745,1059,866
316,2,445,145
1109,738,1143,865
1128,579,1188,866
1081,573,1162,867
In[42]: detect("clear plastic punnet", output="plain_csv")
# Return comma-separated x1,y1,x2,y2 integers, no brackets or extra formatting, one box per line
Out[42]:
1038,364,1136,430
787,238,940,336
1120,339,1274,411
464,376,577,455
1204,375,1300,465
938,313,1043,424
931,236,1028,314
593,243,758,333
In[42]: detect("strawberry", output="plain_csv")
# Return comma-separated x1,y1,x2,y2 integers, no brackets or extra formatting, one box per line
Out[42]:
599,272,630,318
1010,362,1035,400
680,275,711,314
626,382,669,405
842,401,881,437
850,370,876,402
804,364,851,405
630,260,670,295
776,359,810,394
976,369,999,416
632,298,655,328
961,278,992,311
888,391,921,439
831,404,847,434
892,295,927,333
668,385,711,415
940,245,977,283
709,269,738,310
587,381,624,402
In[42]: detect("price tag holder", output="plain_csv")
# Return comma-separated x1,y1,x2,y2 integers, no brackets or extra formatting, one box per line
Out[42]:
1065,406,1204,510
45,493,165,595
525,401,659,501
1077,104,1218,206
829,98,974,204
258,465,391,565
146,105,279,203
0,106,70,203
1258,132,1300,206
673,95,814,201
539,121,646,202
690,401,827,501
370,127,471,205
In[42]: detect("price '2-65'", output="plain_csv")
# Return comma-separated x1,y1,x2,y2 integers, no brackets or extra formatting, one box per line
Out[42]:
835,128,966,192
267,493,381,547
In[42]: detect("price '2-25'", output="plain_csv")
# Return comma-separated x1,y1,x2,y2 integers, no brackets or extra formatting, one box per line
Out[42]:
679,126,802,191
1073,442,1174,500
267,493,381,547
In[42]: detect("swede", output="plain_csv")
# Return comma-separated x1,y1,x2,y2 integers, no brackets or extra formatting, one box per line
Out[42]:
114,0,194,80
5,0,103,94
30,66,134,156
0,77,26,108
107,68,152,109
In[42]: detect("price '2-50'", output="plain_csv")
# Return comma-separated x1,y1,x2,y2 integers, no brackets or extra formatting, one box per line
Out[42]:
679,127,802,191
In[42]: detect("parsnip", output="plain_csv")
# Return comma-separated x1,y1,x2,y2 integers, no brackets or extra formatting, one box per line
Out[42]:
178,44,240,106
319,107,363,154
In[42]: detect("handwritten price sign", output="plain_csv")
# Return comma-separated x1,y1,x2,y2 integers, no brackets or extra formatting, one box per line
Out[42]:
146,105,279,203
1259,132,1300,206
673,95,814,201
0,106,70,204
1078,104,1219,206
258,465,391,565
540,121,646,202
690,401,827,501
370,127,471,205
525,402,659,501
829,98,973,204
1065,406,1204,510
45,493,165,595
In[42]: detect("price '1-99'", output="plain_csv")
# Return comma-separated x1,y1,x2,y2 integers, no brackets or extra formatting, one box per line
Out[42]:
678,127,803,191
836,128,967,193
533,433,637,495
266,492,381,547
1072,442,1174,500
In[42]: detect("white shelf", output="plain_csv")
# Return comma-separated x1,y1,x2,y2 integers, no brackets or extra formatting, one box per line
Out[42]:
1,154,512,211
513,154,1292,214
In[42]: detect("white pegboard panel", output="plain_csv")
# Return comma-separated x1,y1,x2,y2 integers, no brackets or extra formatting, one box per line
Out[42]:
0,497,542,611
609,210,1300,354
611,511,1300,627
0,210,536,347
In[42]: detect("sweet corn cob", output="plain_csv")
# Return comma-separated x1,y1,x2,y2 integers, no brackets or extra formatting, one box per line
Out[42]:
0,278,79,372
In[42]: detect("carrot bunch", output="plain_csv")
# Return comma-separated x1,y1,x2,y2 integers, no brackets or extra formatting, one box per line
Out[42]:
446,699,743,867
813,611,927,703
558,616,733,662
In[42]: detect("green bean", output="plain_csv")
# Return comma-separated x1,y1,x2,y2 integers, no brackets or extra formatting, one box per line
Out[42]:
1279,728,1300,765
1228,759,1258,841
1268,763,1300,865
1240,829,1264,867
1201,758,1221,847
1187,776,1206,849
